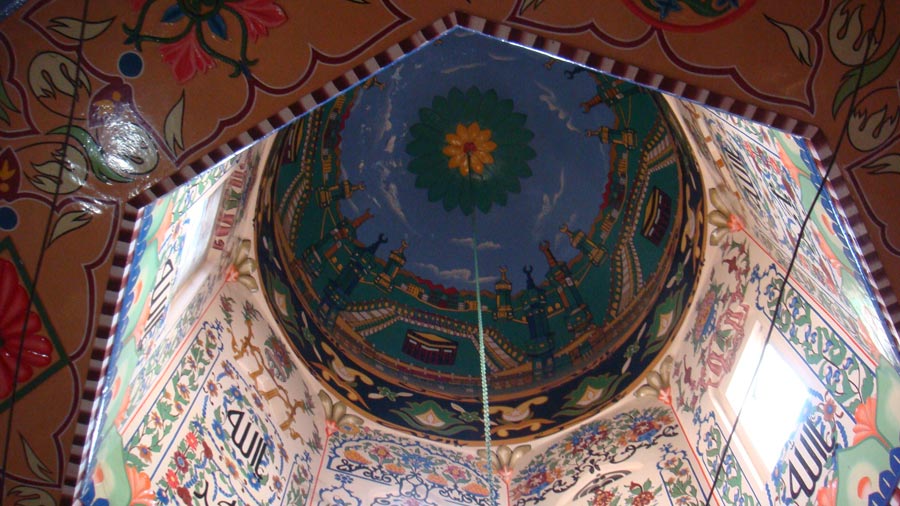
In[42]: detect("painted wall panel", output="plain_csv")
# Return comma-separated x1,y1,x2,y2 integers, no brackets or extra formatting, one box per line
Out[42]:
663,100,900,505
82,282,323,506
668,98,895,368
509,398,704,506
315,425,497,506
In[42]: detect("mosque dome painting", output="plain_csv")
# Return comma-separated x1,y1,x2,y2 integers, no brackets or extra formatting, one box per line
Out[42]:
255,28,706,443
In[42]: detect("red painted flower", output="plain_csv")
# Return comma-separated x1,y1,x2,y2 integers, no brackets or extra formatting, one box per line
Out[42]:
165,469,180,488
159,30,216,84
371,445,392,461
657,387,672,406
592,489,614,506
185,431,198,451
727,213,744,232
852,397,887,446
0,259,52,399
325,419,338,437
443,464,468,482
632,491,655,506
227,0,287,42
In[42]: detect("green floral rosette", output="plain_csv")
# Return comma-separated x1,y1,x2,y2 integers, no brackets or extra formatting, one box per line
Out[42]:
405,86,536,215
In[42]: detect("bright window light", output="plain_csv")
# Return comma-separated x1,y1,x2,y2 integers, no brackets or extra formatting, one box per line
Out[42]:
174,184,224,291
725,344,809,470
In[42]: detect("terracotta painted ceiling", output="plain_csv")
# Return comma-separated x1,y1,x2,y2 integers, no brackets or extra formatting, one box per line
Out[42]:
255,29,706,443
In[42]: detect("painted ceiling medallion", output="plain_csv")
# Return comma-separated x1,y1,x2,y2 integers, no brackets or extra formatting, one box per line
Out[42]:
255,28,706,443
407,86,535,214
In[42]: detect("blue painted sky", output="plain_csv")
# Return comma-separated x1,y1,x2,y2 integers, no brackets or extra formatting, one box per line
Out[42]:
340,29,615,290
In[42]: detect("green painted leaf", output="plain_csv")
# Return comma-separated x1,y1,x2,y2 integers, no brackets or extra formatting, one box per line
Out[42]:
47,125,132,183
0,77,18,112
48,16,114,41
832,36,900,117
518,0,546,14
19,434,53,482
765,15,812,66
49,209,91,245
864,153,900,174
7,485,56,505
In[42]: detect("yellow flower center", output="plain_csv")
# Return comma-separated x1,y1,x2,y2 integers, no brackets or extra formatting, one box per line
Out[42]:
442,122,497,176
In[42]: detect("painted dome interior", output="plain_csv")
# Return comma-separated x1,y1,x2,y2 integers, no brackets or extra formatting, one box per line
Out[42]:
255,28,705,443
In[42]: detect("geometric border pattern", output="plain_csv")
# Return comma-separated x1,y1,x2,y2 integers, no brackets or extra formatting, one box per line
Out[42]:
64,203,141,498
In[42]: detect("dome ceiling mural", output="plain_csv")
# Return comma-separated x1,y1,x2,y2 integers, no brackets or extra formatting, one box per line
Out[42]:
255,29,706,443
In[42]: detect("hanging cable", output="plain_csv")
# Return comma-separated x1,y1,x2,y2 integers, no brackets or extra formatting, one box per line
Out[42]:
471,208,497,504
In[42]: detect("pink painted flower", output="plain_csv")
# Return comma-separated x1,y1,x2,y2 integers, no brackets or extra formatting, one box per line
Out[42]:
325,419,339,437
657,387,672,406
173,450,189,473
0,259,52,399
727,213,743,232
224,264,240,282
227,0,287,42
126,464,155,506
371,445,392,461
444,464,468,482
185,432,198,451
224,457,240,478
499,467,513,486
816,479,837,506
136,444,152,462
820,398,839,423
159,30,216,84
165,469,180,488
852,397,885,446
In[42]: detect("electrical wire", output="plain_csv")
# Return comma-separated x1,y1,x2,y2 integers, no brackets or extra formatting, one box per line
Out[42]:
0,0,92,496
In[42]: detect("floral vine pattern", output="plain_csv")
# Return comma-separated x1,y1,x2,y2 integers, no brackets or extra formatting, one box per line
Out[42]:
657,445,704,506
326,426,497,506
123,320,222,475
693,410,759,505
510,407,679,505
639,0,743,21
672,237,750,413
84,292,321,505
826,0,900,253
751,264,876,414
124,0,288,83
670,97,889,364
